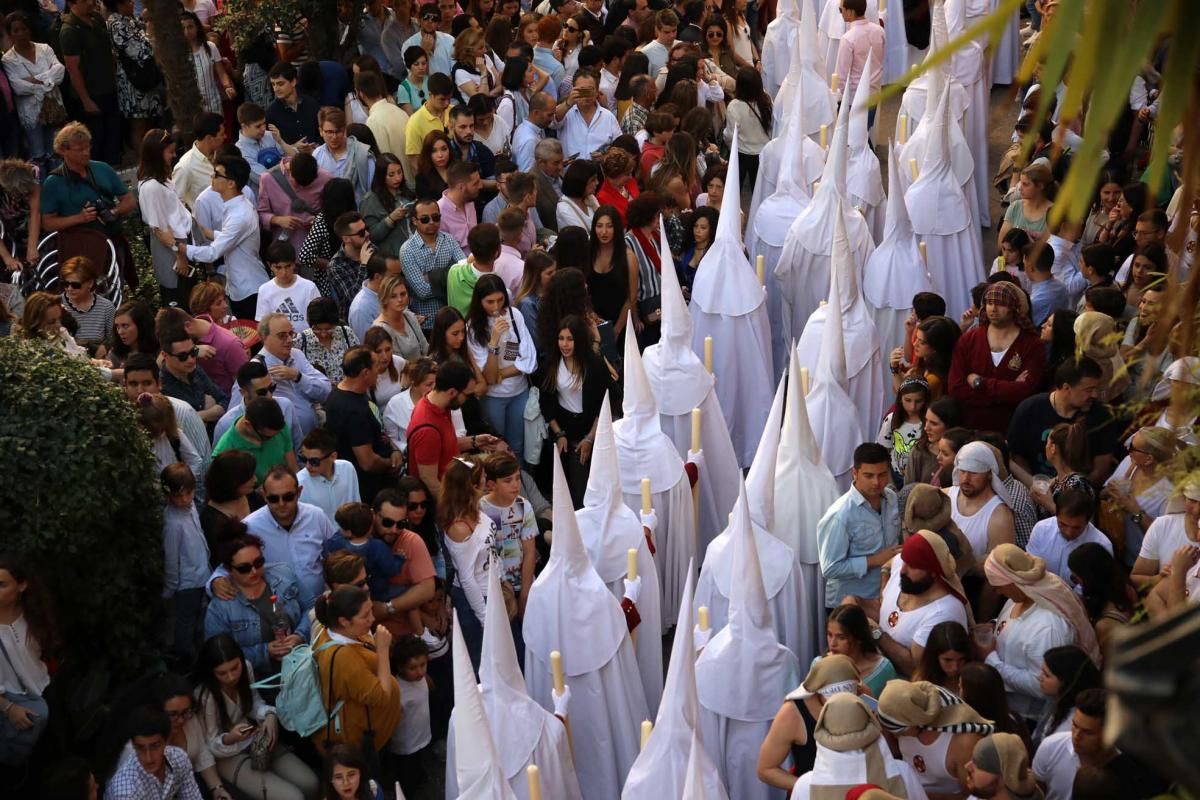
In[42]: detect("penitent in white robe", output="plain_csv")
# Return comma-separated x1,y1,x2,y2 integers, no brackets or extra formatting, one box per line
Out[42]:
620,477,696,626
445,714,579,800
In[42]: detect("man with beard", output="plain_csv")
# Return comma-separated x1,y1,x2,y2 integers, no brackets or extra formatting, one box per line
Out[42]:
371,489,437,638
948,280,1046,433
947,441,1017,565
858,531,970,677
407,360,478,499
964,732,1043,800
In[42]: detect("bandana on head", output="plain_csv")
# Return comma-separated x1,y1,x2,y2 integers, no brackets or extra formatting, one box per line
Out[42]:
901,530,968,606
983,281,1033,329
877,680,995,735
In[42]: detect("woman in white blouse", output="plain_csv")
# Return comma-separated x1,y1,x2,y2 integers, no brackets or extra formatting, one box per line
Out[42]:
465,274,539,464
0,554,54,767
556,160,601,231
150,676,232,799
1,12,66,163
436,458,496,671
193,634,319,799
363,326,408,409
383,357,468,452
137,129,196,309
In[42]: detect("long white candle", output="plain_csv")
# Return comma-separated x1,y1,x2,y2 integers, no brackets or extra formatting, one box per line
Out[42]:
527,766,542,800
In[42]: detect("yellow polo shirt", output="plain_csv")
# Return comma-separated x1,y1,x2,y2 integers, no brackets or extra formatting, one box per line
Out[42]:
405,105,450,157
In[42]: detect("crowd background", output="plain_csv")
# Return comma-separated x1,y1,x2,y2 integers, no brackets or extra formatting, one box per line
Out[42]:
0,0,1199,798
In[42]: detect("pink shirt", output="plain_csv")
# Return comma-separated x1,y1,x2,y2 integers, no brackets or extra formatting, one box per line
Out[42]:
835,18,885,101
194,314,248,395
493,244,524,297
438,192,478,254
255,161,332,254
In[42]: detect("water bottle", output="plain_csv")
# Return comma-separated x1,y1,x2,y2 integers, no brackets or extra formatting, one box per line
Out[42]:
269,594,290,641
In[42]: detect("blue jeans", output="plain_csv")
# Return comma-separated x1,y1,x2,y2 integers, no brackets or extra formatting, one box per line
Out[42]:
450,584,524,678
0,692,48,766
478,387,530,464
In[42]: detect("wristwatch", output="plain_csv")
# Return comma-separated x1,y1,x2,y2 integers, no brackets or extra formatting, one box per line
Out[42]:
972,375,985,390
872,627,883,641
385,600,396,616
488,345,501,355
1131,511,1145,525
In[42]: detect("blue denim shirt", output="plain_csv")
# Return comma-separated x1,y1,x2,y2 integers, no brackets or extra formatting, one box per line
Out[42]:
816,484,900,606
203,563,312,675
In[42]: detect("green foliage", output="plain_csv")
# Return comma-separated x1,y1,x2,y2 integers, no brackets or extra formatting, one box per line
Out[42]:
0,338,165,676
122,217,161,312
214,0,311,52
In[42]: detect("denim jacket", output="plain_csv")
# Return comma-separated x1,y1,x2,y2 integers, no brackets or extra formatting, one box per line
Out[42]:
202,564,312,675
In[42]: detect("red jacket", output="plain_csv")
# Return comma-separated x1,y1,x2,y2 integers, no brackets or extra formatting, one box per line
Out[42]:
948,325,1046,433
595,177,640,224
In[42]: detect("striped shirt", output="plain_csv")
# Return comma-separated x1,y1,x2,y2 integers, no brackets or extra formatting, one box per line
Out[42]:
626,232,661,302
61,293,114,347
399,231,465,326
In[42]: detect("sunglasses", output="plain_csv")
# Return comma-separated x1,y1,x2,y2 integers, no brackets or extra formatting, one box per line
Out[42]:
166,708,194,720
421,12,439,19
265,491,297,504
170,347,200,361
64,280,86,289
346,227,369,238
706,30,723,37
566,24,580,31
416,213,442,224
253,382,278,397
231,555,267,574
379,516,406,529
408,500,430,510
303,453,331,467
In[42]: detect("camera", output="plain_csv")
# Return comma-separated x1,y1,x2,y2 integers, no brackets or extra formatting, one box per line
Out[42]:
85,197,118,226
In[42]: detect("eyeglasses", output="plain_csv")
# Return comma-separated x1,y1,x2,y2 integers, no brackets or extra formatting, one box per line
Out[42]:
170,347,200,361
166,708,194,720
64,280,86,289
346,227,368,238
416,213,442,224
213,170,229,180
303,453,331,467
231,555,267,574
265,491,297,504
253,382,278,397
706,30,723,37
379,516,406,528
407,500,430,511
566,24,580,31
273,330,295,340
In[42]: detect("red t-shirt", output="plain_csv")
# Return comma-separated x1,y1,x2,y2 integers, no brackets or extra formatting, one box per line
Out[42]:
382,529,437,637
408,396,457,478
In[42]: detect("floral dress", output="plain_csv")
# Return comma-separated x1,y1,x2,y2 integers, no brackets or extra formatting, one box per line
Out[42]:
298,325,359,383
107,12,164,118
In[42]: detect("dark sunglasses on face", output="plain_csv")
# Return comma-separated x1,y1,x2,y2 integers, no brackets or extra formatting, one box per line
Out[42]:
265,491,297,504
303,453,331,467
253,383,278,397
65,280,86,289
170,347,200,361
379,516,406,528
417,213,442,224
408,500,430,510
232,555,267,574
347,227,368,238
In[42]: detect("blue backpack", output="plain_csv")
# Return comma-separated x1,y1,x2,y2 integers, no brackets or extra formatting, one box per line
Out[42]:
251,641,343,737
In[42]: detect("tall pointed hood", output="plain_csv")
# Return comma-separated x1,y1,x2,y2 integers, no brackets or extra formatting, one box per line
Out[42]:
696,480,797,721
577,393,644,583
452,609,519,800
743,374,785,533
681,731,731,800
755,64,814,248
691,129,766,317
774,346,840,563
760,0,802,97
773,6,834,134
644,221,715,414
805,211,865,479
906,80,971,235
614,311,685,491
863,142,930,311
846,49,885,208
522,451,627,675
480,558,547,780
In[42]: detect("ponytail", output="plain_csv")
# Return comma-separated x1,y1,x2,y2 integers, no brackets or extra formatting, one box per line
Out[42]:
1048,421,1090,473
314,585,370,629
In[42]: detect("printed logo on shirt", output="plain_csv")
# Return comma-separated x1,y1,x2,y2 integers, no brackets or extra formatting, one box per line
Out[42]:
276,297,305,324
913,755,927,773
888,610,900,628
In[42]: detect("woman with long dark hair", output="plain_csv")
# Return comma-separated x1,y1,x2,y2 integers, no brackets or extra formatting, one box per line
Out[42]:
959,663,1032,754
415,130,454,198
109,300,160,370
821,604,896,696
513,250,558,357
360,153,414,257
152,674,231,799
903,316,961,399
587,205,637,336
540,314,613,506
613,51,650,120
138,129,196,309
903,397,963,486
556,159,601,231
193,634,319,798
724,67,771,189
914,620,971,694
398,475,444,578
321,744,381,799
0,553,56,767
299,177,358,277
1032,421,1093,514
1032,644,1101,747
1067,542,1136,651
1040,309,1078,390
676,205,717,297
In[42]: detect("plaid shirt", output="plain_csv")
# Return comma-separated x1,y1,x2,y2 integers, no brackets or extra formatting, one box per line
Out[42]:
1005,475,1038,549
323,250,367,323
399,231,466,326
621,101,650,136
105,745,202,800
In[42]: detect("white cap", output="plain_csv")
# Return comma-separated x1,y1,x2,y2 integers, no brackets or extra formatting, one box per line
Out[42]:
846,49,885,207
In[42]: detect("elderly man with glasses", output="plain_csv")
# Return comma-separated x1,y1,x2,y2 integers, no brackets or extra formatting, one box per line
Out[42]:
255,312,332,437
212,359,304,453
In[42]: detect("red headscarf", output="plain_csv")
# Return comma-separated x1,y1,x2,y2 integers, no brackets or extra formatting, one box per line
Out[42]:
900,531,967,605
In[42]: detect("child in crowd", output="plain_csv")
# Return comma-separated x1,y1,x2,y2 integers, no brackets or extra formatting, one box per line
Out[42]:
160,463,211,663
991,228,1033,292
322,502,405,601
388,636,434,797
418,578,453,738
479,452,539,624
877,377,930,486
297,428,362,524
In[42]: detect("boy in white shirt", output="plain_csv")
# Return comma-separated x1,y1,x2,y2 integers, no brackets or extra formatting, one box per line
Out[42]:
479,452,539,621
296,429,362,523
387,635,434,797
255,241,321,326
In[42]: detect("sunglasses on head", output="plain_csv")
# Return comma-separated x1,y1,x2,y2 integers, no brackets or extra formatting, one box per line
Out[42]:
265,491,297,504
253,382,278,397
64,280,86,289
422,11,439,18
417,213,442,224
302,453,331,467
232,555,266,574
170,347,200,361
379,516,406,528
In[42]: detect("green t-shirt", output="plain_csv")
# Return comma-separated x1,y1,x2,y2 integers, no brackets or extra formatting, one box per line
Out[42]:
446,261,480,317
58,12,117,98
212,419,294,484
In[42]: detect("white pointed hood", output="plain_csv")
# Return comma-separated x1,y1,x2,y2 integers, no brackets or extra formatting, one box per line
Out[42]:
614,311,686,492
864,142,931,310
774,346,840,563
681,731,731,800
846,49,885,207
760,0,802,97
819,0,879,40
643,221,715,414
452,609,519,800
696,480,797,721
522,450,628,675
480,558,546,780
690,130,766,317
905,80,971,235
576,393,645,583
755,63,814,248
804,212,865,479
744,376,784,533
773,6,835,134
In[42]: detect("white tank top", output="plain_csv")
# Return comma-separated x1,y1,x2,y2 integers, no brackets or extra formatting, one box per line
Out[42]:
388,676,432,755
878,556,970,649
948,487,1004,559
899,731,960,794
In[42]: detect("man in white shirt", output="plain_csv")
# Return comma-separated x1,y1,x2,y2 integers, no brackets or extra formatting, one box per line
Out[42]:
255,240,321,326
1132,480,1200,588
554,70,621,161
599,38,627,113
511,91,554,172
401,2,455,76
1026,490,1112,580
313,106,376,201
637,9,677,76
168,156,269,321
296,428,361,523
172,112,225,210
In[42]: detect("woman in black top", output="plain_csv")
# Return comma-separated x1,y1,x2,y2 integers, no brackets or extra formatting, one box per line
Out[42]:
201,450,259,562
586,205,636,338
539,314,612,508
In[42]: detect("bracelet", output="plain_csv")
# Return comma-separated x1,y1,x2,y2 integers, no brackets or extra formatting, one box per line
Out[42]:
555,430,567,441
1,700,12,714
471,435,477,448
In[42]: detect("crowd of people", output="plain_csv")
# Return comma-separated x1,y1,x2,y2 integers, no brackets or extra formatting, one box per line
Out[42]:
0,0,1198,798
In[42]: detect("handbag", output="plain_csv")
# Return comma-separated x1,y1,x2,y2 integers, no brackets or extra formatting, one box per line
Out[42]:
21,64,66,126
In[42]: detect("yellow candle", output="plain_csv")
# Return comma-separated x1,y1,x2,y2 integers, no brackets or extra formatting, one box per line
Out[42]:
909,158,919,182
819,123,828,148
704,336,713,373
800,367,811,396
830,72,840,93
919,240,928,265
698,606,710,631
640,720,653,750
898,113,908,144
627,548,638,580
527,766,542,800
691,408,702,452
756,253,765,284
551,650,565,694
641,478,652,515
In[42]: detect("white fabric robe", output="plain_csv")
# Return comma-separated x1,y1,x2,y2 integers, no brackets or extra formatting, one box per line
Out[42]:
699,703,797,800
445,713,580,800
527,643,648,800
622,476,696,628
600,539,663,715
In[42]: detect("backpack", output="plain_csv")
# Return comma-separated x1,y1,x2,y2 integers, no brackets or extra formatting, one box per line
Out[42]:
250,641,343,737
